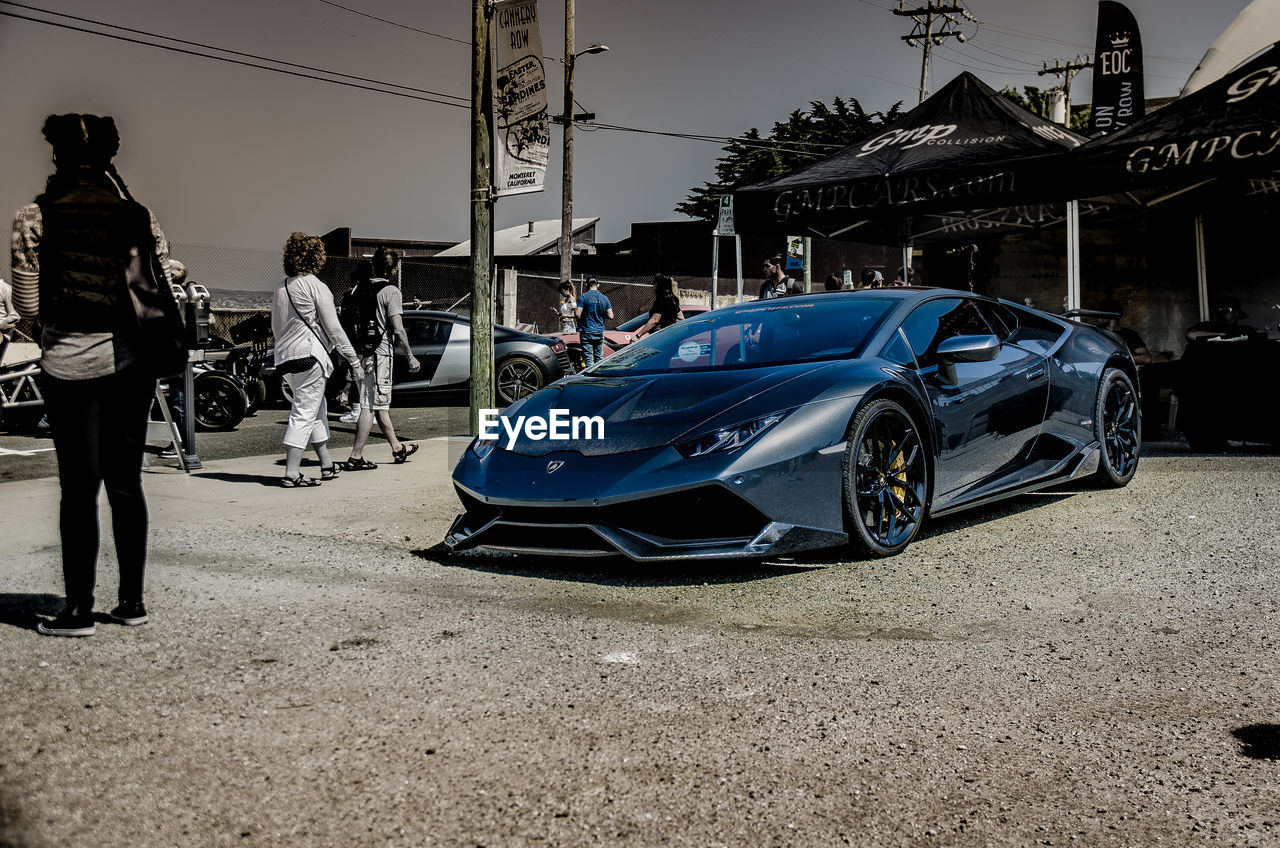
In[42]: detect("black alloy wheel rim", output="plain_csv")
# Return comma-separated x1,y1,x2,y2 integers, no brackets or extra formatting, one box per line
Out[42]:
855,410,926,548
497,360,541,403
196,381,237,429
1102,378,1139,476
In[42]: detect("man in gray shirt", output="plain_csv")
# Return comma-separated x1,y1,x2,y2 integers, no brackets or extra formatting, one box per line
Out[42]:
341,247,422,469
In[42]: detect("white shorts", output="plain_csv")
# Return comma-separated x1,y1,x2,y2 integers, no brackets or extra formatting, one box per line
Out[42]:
358,354,393,411
282,363,331,448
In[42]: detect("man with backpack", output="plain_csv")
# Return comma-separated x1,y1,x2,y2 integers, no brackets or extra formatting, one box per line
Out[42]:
340,247,421,470
759,255,803,299
336,260,373,423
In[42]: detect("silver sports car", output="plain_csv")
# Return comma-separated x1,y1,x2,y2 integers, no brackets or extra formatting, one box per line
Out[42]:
446,288,1140,560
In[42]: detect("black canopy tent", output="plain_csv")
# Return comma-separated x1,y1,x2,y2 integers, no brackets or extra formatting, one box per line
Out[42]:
1075,40,1280,194
1073,40,1280,321
732,72,1088,301
733,74,1085,238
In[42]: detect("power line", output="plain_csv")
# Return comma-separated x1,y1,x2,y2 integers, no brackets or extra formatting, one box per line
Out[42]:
0,3,469,108
0,4,849,161
936,44,1039,75
607,2,919,94
311,0,564,64
958,34,1045,69
311,0,470,46
585,121,845,157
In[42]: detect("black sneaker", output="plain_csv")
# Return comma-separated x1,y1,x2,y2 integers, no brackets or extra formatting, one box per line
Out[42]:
36,611,96,637
108,602,149,626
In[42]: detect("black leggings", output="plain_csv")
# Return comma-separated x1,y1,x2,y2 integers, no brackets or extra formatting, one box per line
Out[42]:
42,366,154,615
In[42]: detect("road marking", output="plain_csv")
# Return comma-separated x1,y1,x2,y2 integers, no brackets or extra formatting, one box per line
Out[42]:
0,447,56,457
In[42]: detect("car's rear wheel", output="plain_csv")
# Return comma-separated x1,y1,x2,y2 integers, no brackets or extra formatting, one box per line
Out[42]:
496,355,544,405
1094,367,1140,486
843,398,929,557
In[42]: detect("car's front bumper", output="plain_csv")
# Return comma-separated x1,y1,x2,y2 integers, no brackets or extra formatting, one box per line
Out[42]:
445,439,850,561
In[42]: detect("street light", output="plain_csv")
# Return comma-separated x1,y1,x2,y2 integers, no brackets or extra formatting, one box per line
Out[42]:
559,4,608,288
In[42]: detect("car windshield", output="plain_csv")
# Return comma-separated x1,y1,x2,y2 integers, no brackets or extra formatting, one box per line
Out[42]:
591,296,896,375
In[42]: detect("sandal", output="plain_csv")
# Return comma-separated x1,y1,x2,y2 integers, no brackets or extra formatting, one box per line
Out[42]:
342,457,377,471
280,474,320,488
392,443,419,464
320,465,342,481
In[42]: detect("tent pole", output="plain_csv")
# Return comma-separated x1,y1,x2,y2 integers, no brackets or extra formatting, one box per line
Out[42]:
1193,214,1210,320
735,234,744,303
711,234,720,309
1066,200,1081,311
901,243,911,284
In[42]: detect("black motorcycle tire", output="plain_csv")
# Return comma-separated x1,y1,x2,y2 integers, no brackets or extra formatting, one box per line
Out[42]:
194,370,248,431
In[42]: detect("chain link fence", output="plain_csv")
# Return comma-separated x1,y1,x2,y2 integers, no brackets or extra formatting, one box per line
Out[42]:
5,242,751,358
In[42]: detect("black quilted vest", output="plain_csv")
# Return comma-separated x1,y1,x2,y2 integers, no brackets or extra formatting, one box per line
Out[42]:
36,182,148,332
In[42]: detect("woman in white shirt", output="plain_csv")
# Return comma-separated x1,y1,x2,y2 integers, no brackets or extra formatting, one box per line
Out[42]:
271,232,363,487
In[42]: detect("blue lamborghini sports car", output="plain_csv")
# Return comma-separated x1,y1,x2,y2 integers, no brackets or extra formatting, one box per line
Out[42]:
446,288,1140,560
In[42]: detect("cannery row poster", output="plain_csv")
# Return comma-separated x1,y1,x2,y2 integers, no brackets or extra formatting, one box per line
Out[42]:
493,0,550,197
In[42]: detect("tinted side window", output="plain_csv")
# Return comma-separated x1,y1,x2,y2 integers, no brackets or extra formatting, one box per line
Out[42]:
899,298,992,369
405,318,450,345
880,328,916,367
1003,305,1065,352
975,301,1015,341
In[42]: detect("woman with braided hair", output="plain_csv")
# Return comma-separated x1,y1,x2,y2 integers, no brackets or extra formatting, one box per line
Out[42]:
10,114,176,637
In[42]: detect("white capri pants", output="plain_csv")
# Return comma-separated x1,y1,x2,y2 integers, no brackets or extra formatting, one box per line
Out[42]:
282,362,331,449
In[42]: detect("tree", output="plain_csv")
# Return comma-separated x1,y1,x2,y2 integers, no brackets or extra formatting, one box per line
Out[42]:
675,96,901,223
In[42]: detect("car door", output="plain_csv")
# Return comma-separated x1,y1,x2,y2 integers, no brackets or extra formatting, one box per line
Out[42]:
899,296,1049,500
393,315,452,392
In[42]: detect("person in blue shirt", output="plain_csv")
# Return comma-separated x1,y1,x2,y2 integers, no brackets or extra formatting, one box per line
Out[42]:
574,276,614,368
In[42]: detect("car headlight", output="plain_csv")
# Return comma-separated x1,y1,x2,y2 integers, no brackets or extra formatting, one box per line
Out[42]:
468,435,497,460
674,410,791,458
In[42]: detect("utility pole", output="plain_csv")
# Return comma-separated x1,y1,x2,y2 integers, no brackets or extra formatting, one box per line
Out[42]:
556,4,606,288
894,1,973,104
470,0,494,432
1038,55,1091,126
559,0,575,288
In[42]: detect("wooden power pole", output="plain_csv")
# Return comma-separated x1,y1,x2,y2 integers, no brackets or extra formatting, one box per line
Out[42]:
560,0,575,288
894,1,972,104
470,0,494,432
1039,55,1092,126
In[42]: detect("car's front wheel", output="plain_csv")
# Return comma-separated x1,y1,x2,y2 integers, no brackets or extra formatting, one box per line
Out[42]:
193,371,248,432
496,355,544,405
1094,367,1140,486
843,398,929,557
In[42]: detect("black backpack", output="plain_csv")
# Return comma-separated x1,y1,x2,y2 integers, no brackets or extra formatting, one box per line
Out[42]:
341,279,391,355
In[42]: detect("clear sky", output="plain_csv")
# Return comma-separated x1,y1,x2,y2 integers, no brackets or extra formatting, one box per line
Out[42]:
0,0,1255,258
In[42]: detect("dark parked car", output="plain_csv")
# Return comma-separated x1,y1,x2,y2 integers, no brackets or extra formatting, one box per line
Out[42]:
448,288,1140,560
264,310,572,406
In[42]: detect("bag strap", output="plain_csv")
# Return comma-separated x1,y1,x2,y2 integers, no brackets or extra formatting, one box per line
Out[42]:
285,279,331,352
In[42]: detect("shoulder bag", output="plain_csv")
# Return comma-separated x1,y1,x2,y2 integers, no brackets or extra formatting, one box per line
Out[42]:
122,241,187,378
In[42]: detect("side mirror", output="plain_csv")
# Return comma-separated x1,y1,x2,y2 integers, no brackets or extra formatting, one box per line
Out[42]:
936,333,1001,363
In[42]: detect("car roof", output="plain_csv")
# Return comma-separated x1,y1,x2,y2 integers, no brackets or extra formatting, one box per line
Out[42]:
403,309,549,337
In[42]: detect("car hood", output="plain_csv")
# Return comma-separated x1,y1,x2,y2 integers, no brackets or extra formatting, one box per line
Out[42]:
495,362,837,456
